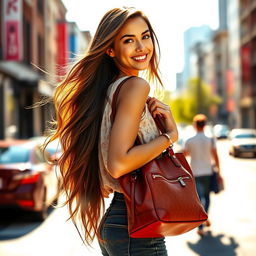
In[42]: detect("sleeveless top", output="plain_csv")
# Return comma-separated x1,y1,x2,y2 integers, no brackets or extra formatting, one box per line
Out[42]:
98,76,160,193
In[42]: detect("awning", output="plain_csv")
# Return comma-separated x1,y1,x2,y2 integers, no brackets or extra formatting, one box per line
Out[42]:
0,61,41,82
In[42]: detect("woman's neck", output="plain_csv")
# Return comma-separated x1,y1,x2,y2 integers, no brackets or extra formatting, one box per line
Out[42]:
117,70,139,79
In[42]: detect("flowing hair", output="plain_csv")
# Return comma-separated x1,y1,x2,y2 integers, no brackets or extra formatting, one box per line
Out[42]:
46,7,162,245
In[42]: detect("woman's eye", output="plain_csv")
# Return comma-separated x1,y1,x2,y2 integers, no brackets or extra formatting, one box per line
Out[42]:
143,34,151,40
124,38,133,44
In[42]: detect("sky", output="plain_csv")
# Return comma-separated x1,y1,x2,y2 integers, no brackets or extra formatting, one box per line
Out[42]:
62,0,219,91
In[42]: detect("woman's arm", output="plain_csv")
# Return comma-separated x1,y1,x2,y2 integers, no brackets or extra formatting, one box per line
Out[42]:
107,77,178,178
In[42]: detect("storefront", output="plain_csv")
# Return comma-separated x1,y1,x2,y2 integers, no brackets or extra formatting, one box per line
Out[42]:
0,61,53,139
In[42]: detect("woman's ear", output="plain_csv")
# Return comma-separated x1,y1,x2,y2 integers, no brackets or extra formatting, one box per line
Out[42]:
106,48,115,57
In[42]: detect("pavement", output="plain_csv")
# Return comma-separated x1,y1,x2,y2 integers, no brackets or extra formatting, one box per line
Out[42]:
72,192,253,256
72,195,241,256
71,141,256,256
0,142,255,256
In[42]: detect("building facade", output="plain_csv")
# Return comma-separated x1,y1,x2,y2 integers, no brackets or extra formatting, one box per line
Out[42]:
213,29,229,124
181,25,213,88
239,0,256,128
68,22,91,60
0,0,50,139
0,0,68,139
227,0,242,128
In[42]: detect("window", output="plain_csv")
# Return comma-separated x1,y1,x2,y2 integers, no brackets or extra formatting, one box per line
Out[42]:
37,0,44,17
37,34,45,71
23,18,31,64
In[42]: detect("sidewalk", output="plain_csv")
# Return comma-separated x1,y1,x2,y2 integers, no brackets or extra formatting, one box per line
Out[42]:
72,221,239,256
72,191,254,256
71,141,256,256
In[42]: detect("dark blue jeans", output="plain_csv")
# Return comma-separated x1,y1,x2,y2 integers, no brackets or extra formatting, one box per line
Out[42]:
98,192,168,256
195,175,211,230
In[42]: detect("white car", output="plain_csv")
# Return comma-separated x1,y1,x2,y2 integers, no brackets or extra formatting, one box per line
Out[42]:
229,129,256,157
213,124,230,139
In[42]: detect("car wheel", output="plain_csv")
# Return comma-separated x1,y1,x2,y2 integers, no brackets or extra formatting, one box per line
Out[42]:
52,196,58,207
35,189,48,221
234,149,239,158
51,181,61,207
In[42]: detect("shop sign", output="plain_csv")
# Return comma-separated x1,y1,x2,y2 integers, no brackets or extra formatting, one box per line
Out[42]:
3,0,23,61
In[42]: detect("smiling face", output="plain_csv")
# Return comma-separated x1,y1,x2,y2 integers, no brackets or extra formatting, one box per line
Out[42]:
108,16,154,76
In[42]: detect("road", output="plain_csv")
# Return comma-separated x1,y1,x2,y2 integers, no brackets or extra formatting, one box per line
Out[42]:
0,140,255,256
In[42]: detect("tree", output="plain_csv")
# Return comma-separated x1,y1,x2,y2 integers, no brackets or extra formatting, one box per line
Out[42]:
162,78,222,124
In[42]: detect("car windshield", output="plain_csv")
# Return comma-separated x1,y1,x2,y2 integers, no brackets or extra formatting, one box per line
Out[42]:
0,146,30,164
215,125,228,131
234,134,256,139
46,141,62,156
46,146,61,156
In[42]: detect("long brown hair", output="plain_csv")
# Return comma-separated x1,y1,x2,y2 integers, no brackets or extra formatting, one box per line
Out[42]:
47,7,162,245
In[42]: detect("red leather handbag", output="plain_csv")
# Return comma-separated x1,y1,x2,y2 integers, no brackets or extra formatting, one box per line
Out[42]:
111,77,208,238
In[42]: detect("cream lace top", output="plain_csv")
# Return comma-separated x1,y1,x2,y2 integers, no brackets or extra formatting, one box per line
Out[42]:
99,77,160,193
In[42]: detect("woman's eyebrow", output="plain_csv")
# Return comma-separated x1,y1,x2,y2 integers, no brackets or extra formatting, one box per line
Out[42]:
120,29,150,40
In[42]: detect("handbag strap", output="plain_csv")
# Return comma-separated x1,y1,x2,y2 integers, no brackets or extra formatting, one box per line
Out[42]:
110,76,135,124
110,76,142,145
111,76,175,154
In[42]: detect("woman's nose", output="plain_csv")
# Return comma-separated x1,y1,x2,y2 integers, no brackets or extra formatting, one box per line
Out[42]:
136,40,145,51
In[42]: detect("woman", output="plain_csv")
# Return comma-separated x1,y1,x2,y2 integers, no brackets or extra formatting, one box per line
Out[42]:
47,7,178,255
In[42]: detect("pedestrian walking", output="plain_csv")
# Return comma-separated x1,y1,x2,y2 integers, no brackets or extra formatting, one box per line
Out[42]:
182,114,223,236
46,7,178,255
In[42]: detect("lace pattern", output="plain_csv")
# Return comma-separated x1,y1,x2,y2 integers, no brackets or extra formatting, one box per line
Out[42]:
99,77,160,192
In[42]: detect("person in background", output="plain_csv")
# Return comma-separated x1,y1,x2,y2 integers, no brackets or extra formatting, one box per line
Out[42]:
46,7,178,255
182,114,223,236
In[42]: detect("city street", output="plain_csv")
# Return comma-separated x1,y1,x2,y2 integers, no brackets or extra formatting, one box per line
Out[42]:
0,140,255,256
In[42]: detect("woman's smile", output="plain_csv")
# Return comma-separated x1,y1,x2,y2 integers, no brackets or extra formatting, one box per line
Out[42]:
132,54,148,62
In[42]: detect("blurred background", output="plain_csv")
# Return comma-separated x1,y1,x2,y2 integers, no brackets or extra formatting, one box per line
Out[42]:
0,0,256,138
0,0,256,256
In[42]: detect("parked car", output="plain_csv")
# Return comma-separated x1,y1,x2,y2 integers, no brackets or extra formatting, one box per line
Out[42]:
0,139,60,220
29,136,62,164
228,129,256,157
213,124,230,139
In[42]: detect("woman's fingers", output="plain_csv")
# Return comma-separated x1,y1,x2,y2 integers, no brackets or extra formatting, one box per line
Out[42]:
147,97,171,117
151,106,170,118
146,97,155,110
147,97,178,141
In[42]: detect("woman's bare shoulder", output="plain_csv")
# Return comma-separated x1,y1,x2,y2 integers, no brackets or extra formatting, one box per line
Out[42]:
119,76,150,100
125,76,150,88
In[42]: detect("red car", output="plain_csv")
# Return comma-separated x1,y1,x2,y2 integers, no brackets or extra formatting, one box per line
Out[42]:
0,140,61,221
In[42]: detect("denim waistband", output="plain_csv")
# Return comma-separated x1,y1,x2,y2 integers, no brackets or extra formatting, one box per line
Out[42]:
113,191,124,200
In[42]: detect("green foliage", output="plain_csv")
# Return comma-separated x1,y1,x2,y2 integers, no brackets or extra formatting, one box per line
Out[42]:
162,78,222,124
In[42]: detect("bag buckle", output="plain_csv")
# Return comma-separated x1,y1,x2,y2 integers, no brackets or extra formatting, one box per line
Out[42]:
178,177,187,187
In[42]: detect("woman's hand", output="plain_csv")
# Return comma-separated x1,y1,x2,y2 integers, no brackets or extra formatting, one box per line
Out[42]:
147,97,171,119
147,97,178,141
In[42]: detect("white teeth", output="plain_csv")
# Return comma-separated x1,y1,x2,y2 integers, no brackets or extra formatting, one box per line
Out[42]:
133,55,146,60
